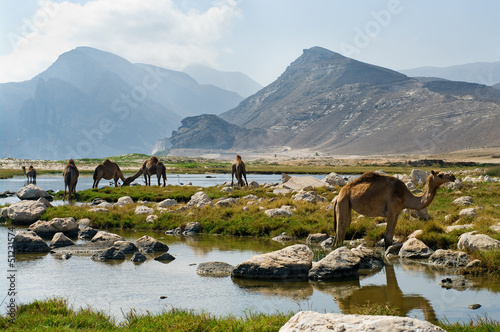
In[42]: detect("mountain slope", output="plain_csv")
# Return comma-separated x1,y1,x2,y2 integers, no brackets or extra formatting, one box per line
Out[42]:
0,47,243,159
169,47,500,155
400,62,500,86
183,64,263,98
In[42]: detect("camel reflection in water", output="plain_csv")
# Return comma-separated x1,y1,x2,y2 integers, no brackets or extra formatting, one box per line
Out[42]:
333,264,437,322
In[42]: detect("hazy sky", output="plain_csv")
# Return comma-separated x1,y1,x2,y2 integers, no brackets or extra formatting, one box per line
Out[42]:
1,0,499,85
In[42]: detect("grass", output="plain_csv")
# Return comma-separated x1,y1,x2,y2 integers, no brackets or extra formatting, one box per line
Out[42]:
1,298,498,331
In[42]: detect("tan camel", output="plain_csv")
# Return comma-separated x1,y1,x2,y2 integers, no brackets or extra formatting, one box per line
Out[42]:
92,159,127,188
231,155,248,188
123,156,166,186
63,159,79,201
333,170,456,249
22,165,37,183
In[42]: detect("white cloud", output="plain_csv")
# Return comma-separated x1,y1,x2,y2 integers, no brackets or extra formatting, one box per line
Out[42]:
0,0,240,83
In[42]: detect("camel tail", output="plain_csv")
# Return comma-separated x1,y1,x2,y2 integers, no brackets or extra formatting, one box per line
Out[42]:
332,195,338,235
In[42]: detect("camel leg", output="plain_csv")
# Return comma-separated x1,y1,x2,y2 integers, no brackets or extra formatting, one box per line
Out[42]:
93,178,99,189
231,170,235,187
243,172,248,186
384,213,400,249
333,195,351,247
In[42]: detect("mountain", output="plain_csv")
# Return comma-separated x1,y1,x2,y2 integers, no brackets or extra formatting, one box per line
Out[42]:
168,47,500,155
400,62,500,86
183,64,263,98
0,47,243,159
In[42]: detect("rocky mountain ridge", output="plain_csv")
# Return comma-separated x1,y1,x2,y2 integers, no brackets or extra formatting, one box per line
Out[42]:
167,47,500,155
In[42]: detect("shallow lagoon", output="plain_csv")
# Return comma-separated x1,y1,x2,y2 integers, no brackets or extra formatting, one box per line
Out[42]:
1,227,499,323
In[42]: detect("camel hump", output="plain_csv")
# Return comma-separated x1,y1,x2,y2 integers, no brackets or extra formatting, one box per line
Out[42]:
235,154,242,161
68,159,76,165
151,156,159,163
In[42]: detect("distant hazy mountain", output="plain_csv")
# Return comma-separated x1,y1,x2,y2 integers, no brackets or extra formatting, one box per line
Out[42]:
168,47,500,155
183,64,263,98
400,62,500,86
0,47,243,159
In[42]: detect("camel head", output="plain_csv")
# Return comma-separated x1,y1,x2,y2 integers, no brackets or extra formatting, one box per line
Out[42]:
68,159,76,166
122,177,133,186
428,170,456,187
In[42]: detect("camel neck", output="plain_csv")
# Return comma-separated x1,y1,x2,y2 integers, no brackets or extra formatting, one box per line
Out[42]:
405,179,440,210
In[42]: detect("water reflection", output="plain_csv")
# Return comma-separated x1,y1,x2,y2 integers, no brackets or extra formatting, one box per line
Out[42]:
333,264,437,322
232,278,314,300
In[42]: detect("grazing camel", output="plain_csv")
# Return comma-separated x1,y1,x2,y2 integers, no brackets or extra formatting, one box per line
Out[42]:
123,156,166,186
22,165,36,183
92,159,127,188
333,170,456,249
63,159,79,201
231,155,248,188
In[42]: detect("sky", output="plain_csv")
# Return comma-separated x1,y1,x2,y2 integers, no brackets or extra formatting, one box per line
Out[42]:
1,0,500,86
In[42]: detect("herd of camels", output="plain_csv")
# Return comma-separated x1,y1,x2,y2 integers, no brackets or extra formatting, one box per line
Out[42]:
21,155,457,248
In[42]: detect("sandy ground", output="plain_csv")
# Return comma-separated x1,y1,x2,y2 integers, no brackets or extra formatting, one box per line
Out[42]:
2,147,499,171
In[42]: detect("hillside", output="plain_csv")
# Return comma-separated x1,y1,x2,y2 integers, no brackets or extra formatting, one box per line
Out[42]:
0,47,243,159
168,47,500,155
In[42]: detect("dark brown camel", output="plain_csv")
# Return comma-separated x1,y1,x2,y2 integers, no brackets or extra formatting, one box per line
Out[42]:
22,165,37,183
333,170,456,249
92,159,127,188
123,156,166,186
63,159,79,201
231,154,248,188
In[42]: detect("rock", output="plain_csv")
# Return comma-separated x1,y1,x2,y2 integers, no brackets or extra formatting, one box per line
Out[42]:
385,243,403,257
439,276,474,290
220,186,233,193
37,197,53,208
232,244,314,281
459,208,478,217
112,240,139,254
273,188,293,195
409,208,430,220
131,252,147,263
16,184,52,200
308,246,360,281
184,222,202,235
320,237,335,247
457,232,500,251
399,238,433,259
351,245,384,269
265,208,294,217
306,233,330,245
292,190,326,203
490,223,500,233
77,218,91,229
445,224,474,233
216,198,238,207
282,176,326,190
135,235,169,253
91,231,125,246
116,196,134,206
465,259,481,269
135,205,155,215
468,304,481,310
97,202,113,208
91,198,107,205
146,215,158,223
29,217,79,238
248,181,260,189
91,247,126,261
13,230,50,253
453,196,473,206
410,169,430,186
322,172,346,186
187,191,214,208
444,179,462,190
154,252,176,262
429,249,469,267
280,311,446,332
282,174,291,183
242,194,258,200
408,230,423,239
79,226,98,240
50,232,75,249
196,262,235,277
156,198,178,208
6,200,47,225
272,232,295,243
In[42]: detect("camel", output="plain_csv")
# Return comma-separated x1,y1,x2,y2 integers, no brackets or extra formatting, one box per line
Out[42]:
63,159,79,201
92,159,127,188
333,170,456,249
231,155,248,188
22,165,36,183
123,156,166,186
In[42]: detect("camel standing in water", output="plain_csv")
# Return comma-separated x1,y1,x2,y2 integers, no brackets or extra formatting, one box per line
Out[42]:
123,156,166,186
231,155,248,188
333,170,456,249
22,165,37,183
63,159,79,201
92,159,127,188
